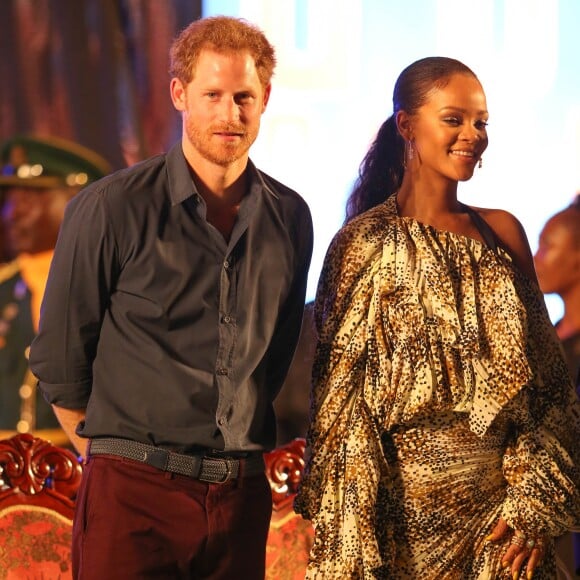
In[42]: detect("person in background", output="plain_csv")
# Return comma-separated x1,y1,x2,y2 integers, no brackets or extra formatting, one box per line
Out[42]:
295,56,579,579
29,15,313,580
0,135,110,444
534,194,580,577
535,194,580,390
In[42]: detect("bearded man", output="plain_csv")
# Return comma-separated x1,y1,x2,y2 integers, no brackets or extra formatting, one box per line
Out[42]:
29,16,313,580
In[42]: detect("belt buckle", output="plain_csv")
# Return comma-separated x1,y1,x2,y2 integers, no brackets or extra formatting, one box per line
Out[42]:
199,457,233,484
143,448,169,471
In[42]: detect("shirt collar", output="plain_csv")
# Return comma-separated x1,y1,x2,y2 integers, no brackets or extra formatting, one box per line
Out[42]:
166,142,278,207
166,142,196,206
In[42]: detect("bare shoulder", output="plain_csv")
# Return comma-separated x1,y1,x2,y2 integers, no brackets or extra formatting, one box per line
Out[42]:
470,206,538,282
474,206,524,239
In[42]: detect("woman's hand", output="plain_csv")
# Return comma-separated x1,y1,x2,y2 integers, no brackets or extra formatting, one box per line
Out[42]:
486,517,546,579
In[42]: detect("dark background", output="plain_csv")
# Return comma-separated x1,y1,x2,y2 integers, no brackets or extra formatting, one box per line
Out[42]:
0,0,202,171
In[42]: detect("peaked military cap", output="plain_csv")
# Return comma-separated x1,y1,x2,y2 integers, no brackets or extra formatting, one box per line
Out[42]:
0,135,111,189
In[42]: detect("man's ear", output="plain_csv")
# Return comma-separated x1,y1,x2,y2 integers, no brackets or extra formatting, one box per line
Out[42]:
396,110,413,141
170,78,186,112
262,83,272,112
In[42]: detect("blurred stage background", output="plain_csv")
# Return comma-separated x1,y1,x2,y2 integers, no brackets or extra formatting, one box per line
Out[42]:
1,0,579,321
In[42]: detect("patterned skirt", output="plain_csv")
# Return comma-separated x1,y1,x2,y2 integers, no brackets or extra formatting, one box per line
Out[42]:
378,412,557,580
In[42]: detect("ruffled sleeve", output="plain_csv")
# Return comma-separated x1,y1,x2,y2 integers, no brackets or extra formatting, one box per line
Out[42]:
294,205,394,577
494,263,580,537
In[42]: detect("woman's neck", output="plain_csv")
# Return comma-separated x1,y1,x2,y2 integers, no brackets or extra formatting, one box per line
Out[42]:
396,176,460,220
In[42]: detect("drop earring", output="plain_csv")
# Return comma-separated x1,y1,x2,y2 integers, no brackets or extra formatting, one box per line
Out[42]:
478,157,483,169
404,140,414,169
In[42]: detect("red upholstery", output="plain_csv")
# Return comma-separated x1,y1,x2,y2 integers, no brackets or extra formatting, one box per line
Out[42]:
0,433,83,579
1,433,314,578
264,437,314,579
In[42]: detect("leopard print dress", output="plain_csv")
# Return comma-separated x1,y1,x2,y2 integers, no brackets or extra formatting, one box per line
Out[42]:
295,195,580,579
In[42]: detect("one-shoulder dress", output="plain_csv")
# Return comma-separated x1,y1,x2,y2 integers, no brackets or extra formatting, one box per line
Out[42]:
295,195,580,579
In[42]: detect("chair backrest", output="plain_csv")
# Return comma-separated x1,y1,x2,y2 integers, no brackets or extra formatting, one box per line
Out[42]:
264,437,314,580
0,432,83,579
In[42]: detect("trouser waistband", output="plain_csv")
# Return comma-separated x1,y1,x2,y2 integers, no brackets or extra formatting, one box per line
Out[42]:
88,437,265,483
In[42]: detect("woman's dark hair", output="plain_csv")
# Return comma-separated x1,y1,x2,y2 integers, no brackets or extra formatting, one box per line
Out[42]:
344,56,478,223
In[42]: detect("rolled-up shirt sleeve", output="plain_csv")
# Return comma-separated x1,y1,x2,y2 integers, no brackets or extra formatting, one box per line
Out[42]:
29,183,118,409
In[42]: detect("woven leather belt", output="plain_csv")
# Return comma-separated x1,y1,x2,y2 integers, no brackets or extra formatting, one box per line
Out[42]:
88,437,264,483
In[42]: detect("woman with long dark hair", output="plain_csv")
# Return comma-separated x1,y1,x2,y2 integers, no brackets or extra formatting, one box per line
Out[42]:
296,57,579,579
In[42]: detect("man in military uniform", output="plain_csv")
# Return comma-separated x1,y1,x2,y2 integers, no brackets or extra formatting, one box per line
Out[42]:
0,135,110,443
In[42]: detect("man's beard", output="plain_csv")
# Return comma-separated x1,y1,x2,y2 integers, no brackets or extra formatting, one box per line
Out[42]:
185,118,257,167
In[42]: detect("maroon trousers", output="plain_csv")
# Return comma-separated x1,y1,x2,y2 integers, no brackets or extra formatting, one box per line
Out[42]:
73,454,272,579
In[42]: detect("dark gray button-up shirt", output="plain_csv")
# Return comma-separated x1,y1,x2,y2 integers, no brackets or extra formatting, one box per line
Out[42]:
29,143,313,453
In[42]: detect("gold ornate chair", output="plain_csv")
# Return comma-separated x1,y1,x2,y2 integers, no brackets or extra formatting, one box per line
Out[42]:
0,433,83,579
264,437,314,580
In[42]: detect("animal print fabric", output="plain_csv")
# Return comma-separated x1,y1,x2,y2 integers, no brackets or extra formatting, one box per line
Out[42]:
295,195,580,579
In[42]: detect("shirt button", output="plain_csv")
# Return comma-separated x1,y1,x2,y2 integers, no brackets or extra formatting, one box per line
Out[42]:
223,315,231,324
223,260,230,269
216,368,228,376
